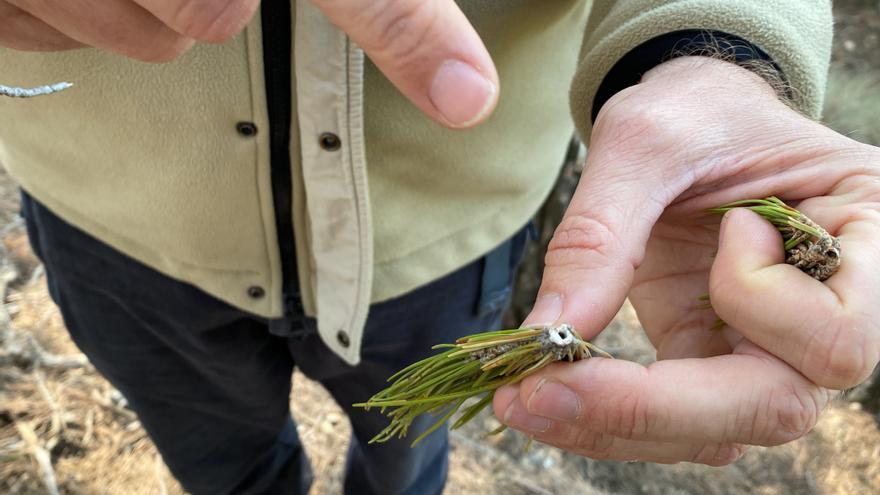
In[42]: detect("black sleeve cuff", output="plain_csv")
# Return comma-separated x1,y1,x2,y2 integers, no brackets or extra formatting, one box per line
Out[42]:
591,30,782,122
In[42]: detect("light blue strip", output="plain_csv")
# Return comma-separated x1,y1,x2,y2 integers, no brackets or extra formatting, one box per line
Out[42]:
0,82,73,98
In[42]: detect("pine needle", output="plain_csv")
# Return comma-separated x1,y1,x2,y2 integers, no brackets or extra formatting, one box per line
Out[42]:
353,324,611,447
700,196,841,329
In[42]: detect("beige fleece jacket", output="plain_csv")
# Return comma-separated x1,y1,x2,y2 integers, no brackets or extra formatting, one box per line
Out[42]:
0,0,832,364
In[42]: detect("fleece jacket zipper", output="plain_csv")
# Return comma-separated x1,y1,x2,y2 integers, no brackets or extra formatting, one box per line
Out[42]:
261,0,302,321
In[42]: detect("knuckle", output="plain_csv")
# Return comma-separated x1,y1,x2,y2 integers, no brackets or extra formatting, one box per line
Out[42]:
610,389,651,440
354,0,435,63
545,215,618,269
593,94,676,156
573,429,615,455
763,385,823,445
0,9,67,51
806,318,878,389
169,0,254,42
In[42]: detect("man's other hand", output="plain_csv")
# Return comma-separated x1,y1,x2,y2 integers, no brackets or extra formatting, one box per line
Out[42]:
494,56,880,465
1,0,499,128
311,0,498,128
0,0,260,61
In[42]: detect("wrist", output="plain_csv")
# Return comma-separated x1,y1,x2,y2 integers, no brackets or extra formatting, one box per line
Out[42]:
589,55,849,193
594,55,795,135
590,31,785,122
594,56,790,141
640,56,782,101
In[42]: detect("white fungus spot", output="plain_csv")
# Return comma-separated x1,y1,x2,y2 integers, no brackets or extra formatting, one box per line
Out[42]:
548,324,574,346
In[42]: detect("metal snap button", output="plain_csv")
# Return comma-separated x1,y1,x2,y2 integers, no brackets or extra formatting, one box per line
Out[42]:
319,132,341,151
236,122,258,137
336,330,351,348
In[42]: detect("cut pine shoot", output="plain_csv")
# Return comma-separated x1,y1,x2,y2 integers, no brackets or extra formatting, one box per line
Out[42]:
353,324,611,447
707,196,841,280
701,196,841,329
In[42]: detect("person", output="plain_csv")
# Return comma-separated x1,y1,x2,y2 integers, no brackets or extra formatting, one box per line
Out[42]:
1,0,877,493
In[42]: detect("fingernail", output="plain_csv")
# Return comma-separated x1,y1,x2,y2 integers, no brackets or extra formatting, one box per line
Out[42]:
503,399,551,433
429,60,496,127
523,293,563,327
527,378,582,421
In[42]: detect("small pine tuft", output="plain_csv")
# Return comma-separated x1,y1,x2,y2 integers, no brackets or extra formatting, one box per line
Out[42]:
353,324,610,446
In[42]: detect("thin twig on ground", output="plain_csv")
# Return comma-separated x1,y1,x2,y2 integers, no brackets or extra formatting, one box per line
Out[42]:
13,421,60,495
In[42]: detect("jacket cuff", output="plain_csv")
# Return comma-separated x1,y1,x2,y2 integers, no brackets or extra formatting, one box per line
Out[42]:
570,1,832,143
590,30,779,122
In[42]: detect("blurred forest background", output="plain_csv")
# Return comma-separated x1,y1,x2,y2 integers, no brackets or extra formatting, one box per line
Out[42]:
2,2,880,493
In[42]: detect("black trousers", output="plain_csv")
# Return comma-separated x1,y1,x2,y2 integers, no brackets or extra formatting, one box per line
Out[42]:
21,191,530,495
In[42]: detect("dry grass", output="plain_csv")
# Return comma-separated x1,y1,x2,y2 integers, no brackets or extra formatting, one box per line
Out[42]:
0,224,183,495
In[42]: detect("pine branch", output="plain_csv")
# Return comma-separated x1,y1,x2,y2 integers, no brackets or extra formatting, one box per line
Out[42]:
353,324,610,446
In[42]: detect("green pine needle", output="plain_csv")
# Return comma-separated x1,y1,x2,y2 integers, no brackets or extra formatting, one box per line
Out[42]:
700,196,841,329
707,196,824,251
353,324,611,447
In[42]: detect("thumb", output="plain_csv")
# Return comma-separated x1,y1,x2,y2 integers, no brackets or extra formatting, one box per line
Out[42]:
310,0,498,128
525,157,675,339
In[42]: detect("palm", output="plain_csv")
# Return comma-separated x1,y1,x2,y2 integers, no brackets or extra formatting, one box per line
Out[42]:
629,215,733,360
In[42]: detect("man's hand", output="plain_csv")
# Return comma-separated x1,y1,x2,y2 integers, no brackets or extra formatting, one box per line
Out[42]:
1,0,498,128
0,0,259,60
310,0,498,128
493,56,880,465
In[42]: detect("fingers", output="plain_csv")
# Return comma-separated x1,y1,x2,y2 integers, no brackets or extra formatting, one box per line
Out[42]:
8,0,193,62
815,208,880,315
523,211,638,339
492,343,829,449
498,383,747,466
310,0,498,128
710,208,880,389
0,2,82,50
3,0,258,60
523,104,692,336
500,395,747,466
133,0,259,42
